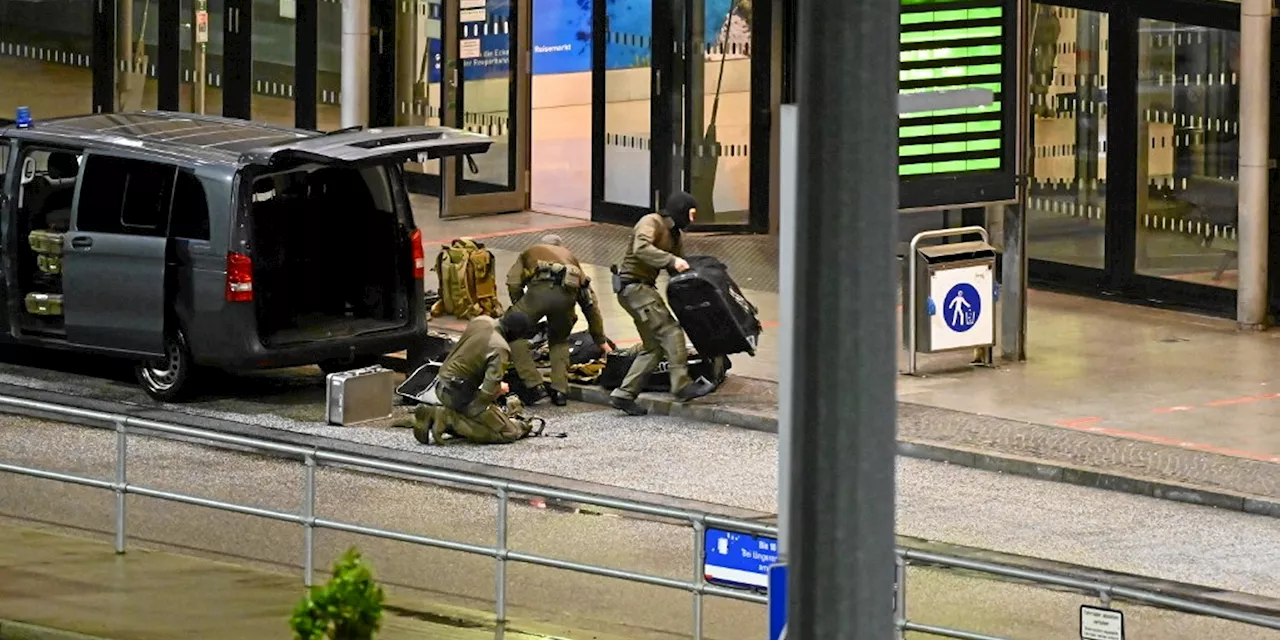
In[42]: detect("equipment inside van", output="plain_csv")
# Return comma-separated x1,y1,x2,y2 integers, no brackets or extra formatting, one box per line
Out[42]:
248,164,412,347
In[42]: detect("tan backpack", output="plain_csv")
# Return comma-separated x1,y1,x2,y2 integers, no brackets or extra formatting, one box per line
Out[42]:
429,238,504,320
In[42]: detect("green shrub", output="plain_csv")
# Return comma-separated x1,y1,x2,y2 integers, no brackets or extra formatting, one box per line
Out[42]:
290,547,386,640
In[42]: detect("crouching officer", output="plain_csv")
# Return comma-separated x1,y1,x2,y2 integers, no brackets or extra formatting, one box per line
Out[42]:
411,310,541,445
609,191,716,416
506,234,613,406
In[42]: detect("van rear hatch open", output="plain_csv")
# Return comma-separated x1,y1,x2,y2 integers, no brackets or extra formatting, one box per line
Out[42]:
235,126,492,348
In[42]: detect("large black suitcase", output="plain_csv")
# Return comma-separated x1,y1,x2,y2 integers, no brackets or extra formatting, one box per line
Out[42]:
666,255,762,357
597,348,731,392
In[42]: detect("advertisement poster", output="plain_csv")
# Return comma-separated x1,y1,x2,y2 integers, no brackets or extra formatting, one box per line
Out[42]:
428,0,739,81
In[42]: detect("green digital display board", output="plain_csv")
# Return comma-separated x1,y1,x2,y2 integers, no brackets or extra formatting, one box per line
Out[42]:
899,0,1016,209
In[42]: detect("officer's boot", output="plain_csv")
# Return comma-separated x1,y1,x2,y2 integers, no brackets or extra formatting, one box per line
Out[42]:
412,404,445,445
547,386,568,407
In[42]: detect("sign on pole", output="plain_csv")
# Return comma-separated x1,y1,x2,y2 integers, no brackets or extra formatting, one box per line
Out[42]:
195,10,210,44
702,527,777,590
768,563,787,640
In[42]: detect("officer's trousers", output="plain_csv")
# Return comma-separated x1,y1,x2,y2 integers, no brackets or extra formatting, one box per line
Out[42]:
429,387,533,445
609,282,690,401
509,282,578,393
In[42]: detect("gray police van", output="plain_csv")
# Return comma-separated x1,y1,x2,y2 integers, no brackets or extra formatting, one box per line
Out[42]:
0,111,491,401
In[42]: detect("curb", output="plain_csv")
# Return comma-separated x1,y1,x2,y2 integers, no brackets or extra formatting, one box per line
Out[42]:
567,384,777,432
566,382,1280,520
0,620,110,640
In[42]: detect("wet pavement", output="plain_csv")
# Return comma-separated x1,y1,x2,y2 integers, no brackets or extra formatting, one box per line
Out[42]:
3,415,1280,640
410,209,1280,511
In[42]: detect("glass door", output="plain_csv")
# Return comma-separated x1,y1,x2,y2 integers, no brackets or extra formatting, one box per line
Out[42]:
440,0,530,217
590,0,660,225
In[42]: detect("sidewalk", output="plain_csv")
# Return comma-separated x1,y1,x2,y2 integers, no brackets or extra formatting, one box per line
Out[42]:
415,207,1280,516
0,524,629,640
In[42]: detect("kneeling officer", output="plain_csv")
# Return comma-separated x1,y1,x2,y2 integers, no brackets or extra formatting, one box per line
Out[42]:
506,234,613,406
412,311,539,445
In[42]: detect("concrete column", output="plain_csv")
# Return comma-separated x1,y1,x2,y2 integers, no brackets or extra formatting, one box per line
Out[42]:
341,0,371,128
192,0,208,114
395,0,418,126
1238,0,1271,329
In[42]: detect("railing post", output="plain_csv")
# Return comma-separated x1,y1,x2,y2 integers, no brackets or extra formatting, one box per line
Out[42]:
692,520,704,640
1099,586,1113,609
303,454,316,587
496,487,509,623
894,555,907,640
114,420,127,554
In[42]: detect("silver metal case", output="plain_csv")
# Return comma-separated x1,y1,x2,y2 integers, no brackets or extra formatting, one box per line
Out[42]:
324,365,397,426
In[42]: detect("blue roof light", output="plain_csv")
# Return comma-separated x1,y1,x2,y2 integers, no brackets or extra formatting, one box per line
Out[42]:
15,106,31,129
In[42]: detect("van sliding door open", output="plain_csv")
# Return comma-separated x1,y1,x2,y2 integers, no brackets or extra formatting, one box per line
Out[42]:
62,154,172,357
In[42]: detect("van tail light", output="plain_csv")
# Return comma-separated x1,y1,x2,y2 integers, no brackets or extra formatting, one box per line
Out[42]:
410,228,425,280
226,252,254,303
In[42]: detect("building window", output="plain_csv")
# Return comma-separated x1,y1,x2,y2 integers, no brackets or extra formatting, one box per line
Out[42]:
1133,20,1239,288
1026,5,1109,270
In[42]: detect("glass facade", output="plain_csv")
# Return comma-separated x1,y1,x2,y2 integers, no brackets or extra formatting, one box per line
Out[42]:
1027,6,1109,270
1134,19,1239,288
1026,0,1246,314
0,0,94,118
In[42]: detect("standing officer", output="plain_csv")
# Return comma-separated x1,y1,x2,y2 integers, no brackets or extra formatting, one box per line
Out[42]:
609,191,716,416
411,310,540,445
506,234,613,406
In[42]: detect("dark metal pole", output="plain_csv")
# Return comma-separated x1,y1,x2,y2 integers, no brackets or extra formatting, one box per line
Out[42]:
787,0,898,636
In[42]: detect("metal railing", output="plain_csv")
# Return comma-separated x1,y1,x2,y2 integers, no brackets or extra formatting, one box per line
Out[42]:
0,393,1277,640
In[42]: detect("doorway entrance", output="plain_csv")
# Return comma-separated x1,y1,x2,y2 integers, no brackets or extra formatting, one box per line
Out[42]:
1026,0,1245,316
388,0,532,219
589,0,771,232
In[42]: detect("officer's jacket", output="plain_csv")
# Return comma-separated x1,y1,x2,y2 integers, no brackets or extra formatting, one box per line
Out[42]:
505,243,608,346
619,213,684,286
438,316,510,411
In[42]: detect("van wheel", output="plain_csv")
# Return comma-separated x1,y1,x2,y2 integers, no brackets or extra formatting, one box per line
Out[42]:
318,357,379,375
136,330,195,402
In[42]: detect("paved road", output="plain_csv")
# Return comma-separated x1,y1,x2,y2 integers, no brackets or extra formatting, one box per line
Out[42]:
0,349,1279,601
2,415,1279,640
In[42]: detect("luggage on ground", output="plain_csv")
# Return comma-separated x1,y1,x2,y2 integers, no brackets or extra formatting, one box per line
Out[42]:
429,238,504,320
397,362,444,406
666,255,762,357
596,346,731,392
324,365,398,425
530,330,607,367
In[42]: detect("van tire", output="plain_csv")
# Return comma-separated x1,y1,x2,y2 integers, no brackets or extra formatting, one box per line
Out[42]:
136,330,195,403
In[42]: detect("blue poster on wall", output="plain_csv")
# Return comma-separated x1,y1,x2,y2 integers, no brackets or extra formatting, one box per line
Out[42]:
427,0,739,80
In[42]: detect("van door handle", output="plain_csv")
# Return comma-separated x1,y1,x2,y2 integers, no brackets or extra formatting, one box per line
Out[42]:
70,236,93,249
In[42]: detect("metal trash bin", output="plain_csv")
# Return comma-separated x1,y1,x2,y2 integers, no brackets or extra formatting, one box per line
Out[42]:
903,227,997,374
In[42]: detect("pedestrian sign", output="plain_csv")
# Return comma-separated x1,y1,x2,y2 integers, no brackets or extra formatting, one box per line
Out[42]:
943,282,981,333
768,563,787,640
926,263,993,351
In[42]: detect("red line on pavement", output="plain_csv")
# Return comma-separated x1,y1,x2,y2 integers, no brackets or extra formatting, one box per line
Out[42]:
1055,416,1101,427
423,220,593,248
1049,418,1280,464
1204,396,1264,407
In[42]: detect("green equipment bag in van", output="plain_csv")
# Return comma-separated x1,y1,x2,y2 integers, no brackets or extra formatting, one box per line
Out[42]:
429,238,504,320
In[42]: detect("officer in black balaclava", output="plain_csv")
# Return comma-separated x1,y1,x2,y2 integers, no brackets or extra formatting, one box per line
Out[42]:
607,191,716,416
